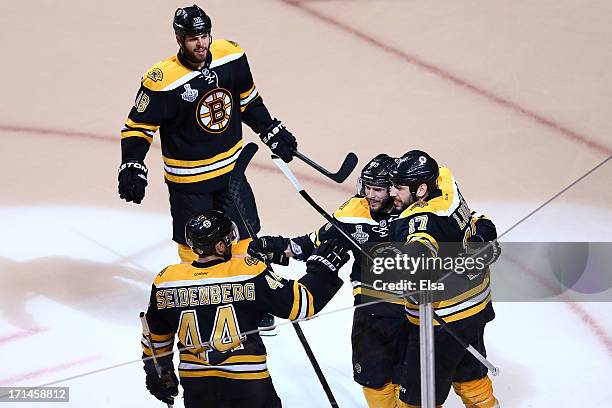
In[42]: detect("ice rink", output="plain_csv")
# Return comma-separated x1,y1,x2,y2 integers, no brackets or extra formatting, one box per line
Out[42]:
1,0,611,406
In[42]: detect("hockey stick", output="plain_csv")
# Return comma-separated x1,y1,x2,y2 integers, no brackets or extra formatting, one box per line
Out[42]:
229,143,340,407
272,156,500,376
293,149,358,184
140,312,174,408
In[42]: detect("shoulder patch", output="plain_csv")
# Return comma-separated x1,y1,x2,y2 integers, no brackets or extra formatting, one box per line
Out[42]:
227,40,240,47
146,67,163,82
245,256,260,266
141,55,192,92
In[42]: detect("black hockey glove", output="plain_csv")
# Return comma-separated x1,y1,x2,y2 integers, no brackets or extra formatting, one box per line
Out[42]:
467,235,501,267
144,363,178,405
307,239,350,274
118,160,148,204
248,236,290,265
260,119,297,163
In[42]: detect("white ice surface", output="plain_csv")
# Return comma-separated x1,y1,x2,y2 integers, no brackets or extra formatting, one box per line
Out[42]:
0,205,610,407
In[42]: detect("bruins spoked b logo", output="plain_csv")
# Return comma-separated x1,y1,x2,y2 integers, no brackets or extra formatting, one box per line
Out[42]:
197,88,232,133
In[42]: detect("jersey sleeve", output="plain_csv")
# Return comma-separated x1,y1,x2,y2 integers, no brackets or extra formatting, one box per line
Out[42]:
252,265,342,321
141,284,176,364
290,221,340,261
235,53,274,133
121,75,171,162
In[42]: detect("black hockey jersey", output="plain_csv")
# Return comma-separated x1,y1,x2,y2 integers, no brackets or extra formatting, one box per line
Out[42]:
392,167,495,325
141,256,342,382
122,39,273,192
292,197,404,318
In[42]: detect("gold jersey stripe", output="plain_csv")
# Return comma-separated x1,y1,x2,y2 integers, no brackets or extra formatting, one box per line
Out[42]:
141,344,173,356
179,369,270,380
405,272,491,310
125,119,159,131
288,281,301,321
164,162,235,183
352,287,405,305
240,84,256,99
407,294,491,325
163,140,243,168
180,353,267,365
406,232,439,252
121,130,153,143
149,332,174,341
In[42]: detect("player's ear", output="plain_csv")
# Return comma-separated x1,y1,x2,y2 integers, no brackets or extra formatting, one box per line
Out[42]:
214,241,225,255
416,183,428,199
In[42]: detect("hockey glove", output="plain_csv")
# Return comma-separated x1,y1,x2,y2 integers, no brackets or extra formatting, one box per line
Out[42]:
307,239,350,274
467,235,501,267
144,364,178,405
260,119,297,163
118,160,148,204
247,236,290,265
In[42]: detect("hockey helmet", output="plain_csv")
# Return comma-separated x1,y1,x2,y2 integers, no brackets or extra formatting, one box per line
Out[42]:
173,5,212,37
185,210,238,256
358,153,396,195
390,150,439,190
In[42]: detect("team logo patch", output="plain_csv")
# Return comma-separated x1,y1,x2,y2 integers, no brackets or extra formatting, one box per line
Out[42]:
181,84,198,102
135,91,150,113
147,68,163,82
203,220,211,228
351,225,370,244
196,88,233,133
245,256,260,266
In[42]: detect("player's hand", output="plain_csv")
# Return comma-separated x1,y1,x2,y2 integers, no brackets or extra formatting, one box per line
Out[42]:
260,119,297,163
307,239,350,273
467,235,501,267
118,160,148,204
144,368,178,405
248,236,290,265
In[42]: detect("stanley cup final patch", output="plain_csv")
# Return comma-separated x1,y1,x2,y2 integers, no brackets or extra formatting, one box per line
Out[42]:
351,225,370,244
181,84,199,102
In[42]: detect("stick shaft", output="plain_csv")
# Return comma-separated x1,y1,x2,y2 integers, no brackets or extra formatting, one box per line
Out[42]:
273,157,499,375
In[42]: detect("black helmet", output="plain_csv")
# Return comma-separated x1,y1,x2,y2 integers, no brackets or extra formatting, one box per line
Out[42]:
358,154,396,195
173,5,212,37
391,150,439,190
185,210,237,256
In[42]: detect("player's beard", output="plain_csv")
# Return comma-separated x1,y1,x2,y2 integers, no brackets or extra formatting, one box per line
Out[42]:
393,195,413,212
367,196,392,213
182,43,209,66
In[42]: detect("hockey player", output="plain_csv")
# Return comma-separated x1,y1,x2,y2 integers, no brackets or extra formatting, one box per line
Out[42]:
248,154,412,408
117,5,298,263
140,210,349,407
389,150,500,408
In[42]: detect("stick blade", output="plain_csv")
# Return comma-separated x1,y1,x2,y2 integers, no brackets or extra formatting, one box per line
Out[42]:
330,152,358,183
231,142,259,180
